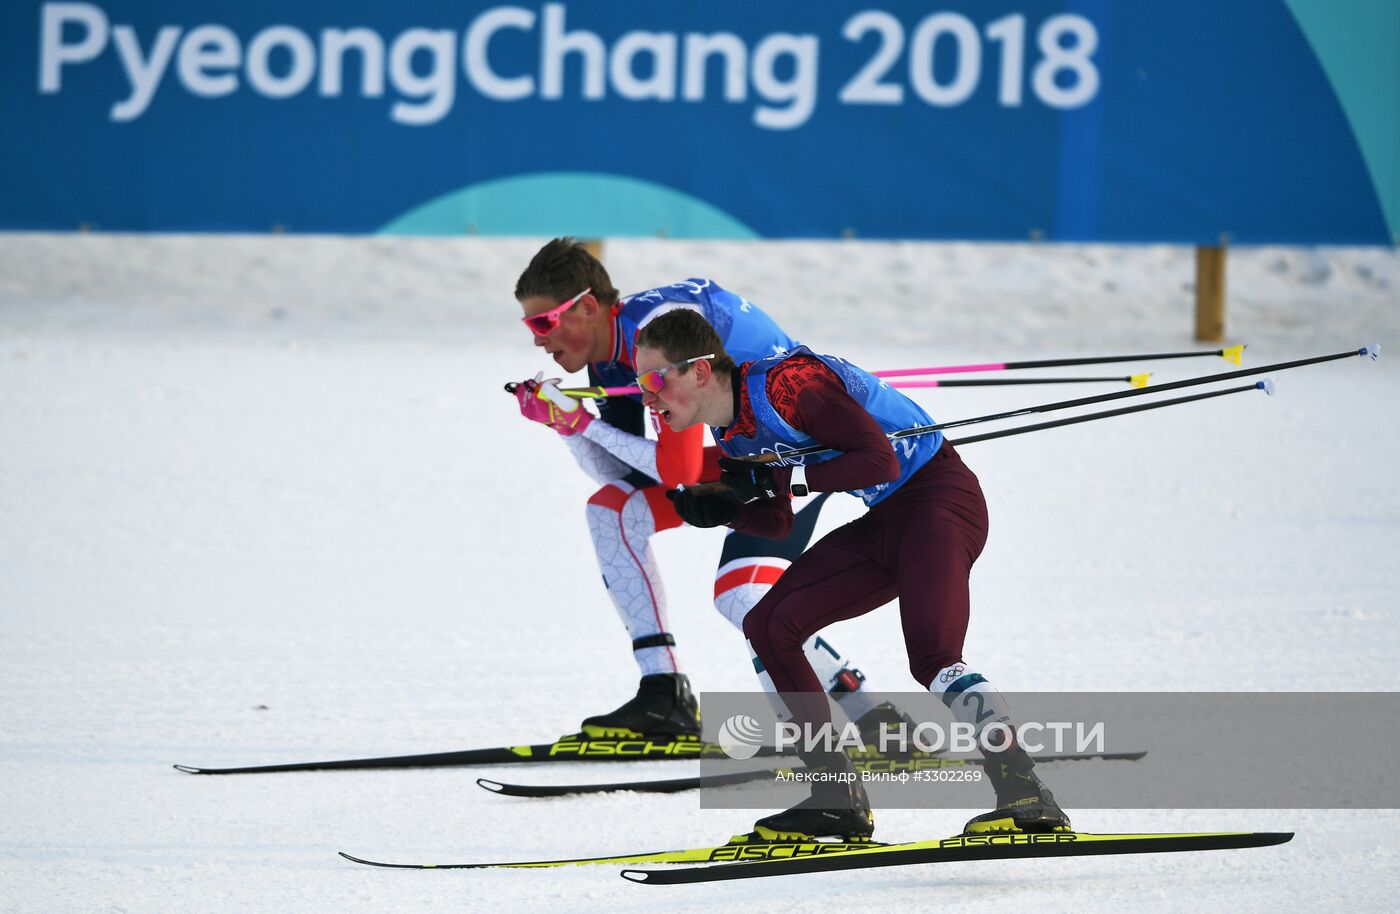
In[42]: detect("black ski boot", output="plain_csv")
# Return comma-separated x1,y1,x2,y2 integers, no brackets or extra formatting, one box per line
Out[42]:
853,702,918,750
963,743,1071,834
579,673,702,739
752,750,875,842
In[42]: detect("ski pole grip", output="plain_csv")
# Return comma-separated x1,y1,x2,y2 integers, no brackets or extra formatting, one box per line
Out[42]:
538,380,581,412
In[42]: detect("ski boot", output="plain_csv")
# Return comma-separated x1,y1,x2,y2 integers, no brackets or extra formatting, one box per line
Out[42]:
579,673,702,739
752,750,875,842
829,666,917,752
963,743,1071,834
852,701,918,751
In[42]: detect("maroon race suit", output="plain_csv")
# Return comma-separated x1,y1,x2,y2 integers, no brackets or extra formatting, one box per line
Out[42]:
721,356,990,722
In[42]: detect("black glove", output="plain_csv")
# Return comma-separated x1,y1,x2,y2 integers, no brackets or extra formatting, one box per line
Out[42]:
666,488,739,528
718,457,779,503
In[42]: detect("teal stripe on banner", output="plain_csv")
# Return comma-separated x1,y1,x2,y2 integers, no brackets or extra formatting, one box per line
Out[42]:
379,172,759,239
1283,0,1400,243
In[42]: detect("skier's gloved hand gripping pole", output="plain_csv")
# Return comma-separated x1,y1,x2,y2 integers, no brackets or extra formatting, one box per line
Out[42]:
717,458,779,503
664,461,776,524
683,345,1377,496
665,488,738,528
507,374,593,435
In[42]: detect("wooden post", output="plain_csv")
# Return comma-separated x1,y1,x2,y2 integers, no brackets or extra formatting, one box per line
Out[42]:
582,239,604,261
1194,245,1226,343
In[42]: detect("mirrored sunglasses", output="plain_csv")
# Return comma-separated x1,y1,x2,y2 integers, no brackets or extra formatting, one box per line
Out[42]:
636,354,715,394
522,287,591,337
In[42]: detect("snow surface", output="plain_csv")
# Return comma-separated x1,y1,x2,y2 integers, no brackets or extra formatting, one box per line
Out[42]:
2,234,1398,912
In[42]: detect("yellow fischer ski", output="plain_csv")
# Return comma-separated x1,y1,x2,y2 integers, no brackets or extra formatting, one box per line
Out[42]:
620,830,1295,884
338,834,885,870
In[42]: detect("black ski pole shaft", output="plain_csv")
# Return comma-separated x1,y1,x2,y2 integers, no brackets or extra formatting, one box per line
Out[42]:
995,346,1243,371
761,345,1374,464
557,375,1147,400
895,346,1368,437
923,375,1144,387
875,345,1244,379
950,381,1270,446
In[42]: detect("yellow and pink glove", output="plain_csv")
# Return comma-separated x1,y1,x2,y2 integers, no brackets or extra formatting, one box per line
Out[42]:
513,374,593,436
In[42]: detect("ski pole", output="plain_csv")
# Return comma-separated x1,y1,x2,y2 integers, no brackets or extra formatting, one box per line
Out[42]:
741,344,1376,464
504,379,636,398
556,384,642,398
551,346,1241,398
681,381,1277,497
559,374,1152,399
950,380,1272,445
896,374,1151,389
873,344,1245,379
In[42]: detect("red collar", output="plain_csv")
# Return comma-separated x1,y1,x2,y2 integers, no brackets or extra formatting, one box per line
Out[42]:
722,365,755,441
590,309,631,372
609,308,631,368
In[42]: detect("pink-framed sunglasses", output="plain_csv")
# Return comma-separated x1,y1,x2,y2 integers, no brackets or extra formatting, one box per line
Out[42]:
522,287,591,337
636,354,715,394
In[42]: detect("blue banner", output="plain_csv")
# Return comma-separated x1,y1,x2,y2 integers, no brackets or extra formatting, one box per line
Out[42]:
2,1,1395,243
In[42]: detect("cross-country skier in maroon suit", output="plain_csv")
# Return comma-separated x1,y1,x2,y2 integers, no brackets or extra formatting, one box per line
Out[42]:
632,308,1070,841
